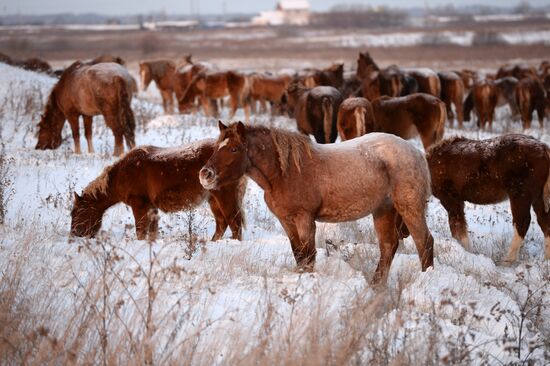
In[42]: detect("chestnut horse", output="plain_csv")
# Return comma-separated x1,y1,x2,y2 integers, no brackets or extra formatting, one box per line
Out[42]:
404,68,441,98
36,61,136,156
88,54,126,66
249,73,291,115
438,71,464,127
515,77,546,129
368,93,446,149
178,70,251,122
427,134,550,262
139,59,176,113
199,122,434,284
336,97,376,141
465,79,499,130
71,139,246,241
286,83,343,143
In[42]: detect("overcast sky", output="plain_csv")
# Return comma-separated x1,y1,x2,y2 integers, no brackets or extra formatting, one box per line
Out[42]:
0,0,546,15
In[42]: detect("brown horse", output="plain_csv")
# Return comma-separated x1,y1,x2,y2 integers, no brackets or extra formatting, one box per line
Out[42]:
467,79,498,130
368,93,446,149
496,63,539,81
427,134,550,262
178,70,250,122
286,83,343,143
16,57,53,75
357,52,406,98
71,139,246,241
139,59,176,113
336,97,376,141
88,54,126,66
405,68,441,97
515,77,546,129
249,73,291,115
495,76,519,117
35,61,136,156
173,63,210,112
438,71,464,127
199,122,434,284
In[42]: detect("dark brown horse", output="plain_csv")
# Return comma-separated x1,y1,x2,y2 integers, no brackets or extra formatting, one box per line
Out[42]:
16,57,53,75
405,68,441,97
427,134,550,262
296,63,344,89
88,54,126,66
139,59,177,113
515,77,546,129
496,63,539,81
36,61,136,156
286,83,343,143
369,93,446,149
199,122,434,283
438,71,464,127
71,139,246,241
336,97,375,141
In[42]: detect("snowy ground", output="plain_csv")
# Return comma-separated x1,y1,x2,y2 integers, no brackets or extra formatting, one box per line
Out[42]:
0,63,548,365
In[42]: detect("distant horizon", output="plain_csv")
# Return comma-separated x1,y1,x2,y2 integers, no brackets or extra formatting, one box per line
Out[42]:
1,0,548,17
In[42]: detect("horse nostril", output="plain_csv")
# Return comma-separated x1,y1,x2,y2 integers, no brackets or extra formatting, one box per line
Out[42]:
200,167,214,181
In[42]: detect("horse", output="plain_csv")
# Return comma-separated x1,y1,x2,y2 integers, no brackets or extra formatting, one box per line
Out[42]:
427,134,550,263
515,77,546,129
35,61,136,156
139,59,177,113
296,63,344,89
178,70,251,122
88,54,126,66
496,63,539,81
248,73,291,115
368,93,446,149
173,63,210,112
404,68,441,98
286,82,342,144
199,122,434,284
494,76,519,117
16,57,53,75
438,71,464,127
357,52,407,98
336,97,376,141
0,51,13,65
71,139,246,241
464,79,498,130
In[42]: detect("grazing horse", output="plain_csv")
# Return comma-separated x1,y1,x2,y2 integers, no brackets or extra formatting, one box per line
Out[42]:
495,76,519,117
36,61,136,156
438,71,464,127
427,134,550,262
367,93,446,149
496,63,538,81
465,79,498,130
71,139,246,241
16,57,53,75
336,97,376,141
515,77,546,129
173,63,210,112
88,54,126,66
199,122,434,284
178,70,250,122
404,68,441,98
139,59,176,113
286,83,343,143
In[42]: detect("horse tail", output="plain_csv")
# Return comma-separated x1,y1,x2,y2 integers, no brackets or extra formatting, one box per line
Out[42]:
117,76,136,150
434,100,446,144
544,148,550,213
355,106,366,137
322,97,333,143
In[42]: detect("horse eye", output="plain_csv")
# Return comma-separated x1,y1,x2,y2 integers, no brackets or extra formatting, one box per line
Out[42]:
230,147,238,153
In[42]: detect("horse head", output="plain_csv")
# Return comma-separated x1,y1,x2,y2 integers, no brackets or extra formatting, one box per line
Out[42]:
70,192,104,238
139,62,152,91
35,92,65,150
200,121,249,191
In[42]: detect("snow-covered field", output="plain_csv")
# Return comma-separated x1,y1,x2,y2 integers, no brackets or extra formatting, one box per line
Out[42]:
0,63,548,365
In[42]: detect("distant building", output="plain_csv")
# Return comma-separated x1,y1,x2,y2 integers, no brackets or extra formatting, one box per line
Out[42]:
252,0,310,26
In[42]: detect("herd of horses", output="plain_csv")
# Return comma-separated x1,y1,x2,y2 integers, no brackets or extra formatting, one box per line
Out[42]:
5,49,550,284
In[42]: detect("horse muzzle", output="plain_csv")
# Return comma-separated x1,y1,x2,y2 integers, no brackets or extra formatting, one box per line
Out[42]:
199,167,217,190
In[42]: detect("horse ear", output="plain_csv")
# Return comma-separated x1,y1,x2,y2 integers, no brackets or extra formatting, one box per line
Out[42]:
218,120,228,132
185,54,192,63
236,121,246,137
74,192,81,202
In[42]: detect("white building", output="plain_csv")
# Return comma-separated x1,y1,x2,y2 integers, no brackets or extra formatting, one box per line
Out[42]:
252,0,310,26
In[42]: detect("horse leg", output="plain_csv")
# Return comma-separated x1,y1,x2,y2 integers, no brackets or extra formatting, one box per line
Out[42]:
147,208,159,241
129,197,154,240
445,99,454,124
67,114,81,154
280,217,316,271
455,97,464,128
229,94,238,119
532,198,550,260
200,96,211,117
440,196,471,251
504,195,532,263
207,195,229,241
372,202,400,285
83,116,94,153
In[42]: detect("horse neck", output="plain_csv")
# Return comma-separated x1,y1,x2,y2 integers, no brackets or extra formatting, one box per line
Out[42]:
245,132,283,192
82,189,117,216
40,91,65,132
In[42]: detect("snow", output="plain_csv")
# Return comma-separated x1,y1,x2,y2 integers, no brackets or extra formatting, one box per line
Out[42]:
0,62,548,364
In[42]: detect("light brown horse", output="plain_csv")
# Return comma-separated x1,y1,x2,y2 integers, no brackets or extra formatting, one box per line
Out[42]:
248,73,291,115
139,59,177,113
427,134,550,262
469,79,499,130
36,61,136,156
404,68,441,98
438,71,464,127
178,70,250,122
71,139,246,241
369,93,446,149
336,97,376,141
199,122,434,284
286,83,343,143
173,63,210,112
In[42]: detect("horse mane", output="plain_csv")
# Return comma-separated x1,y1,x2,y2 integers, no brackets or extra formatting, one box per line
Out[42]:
82,164,114,199
286,81,309,98
146,60,175,79
426,135,468,158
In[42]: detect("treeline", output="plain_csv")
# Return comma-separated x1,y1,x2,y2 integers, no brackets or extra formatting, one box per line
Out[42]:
311,6,409,28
